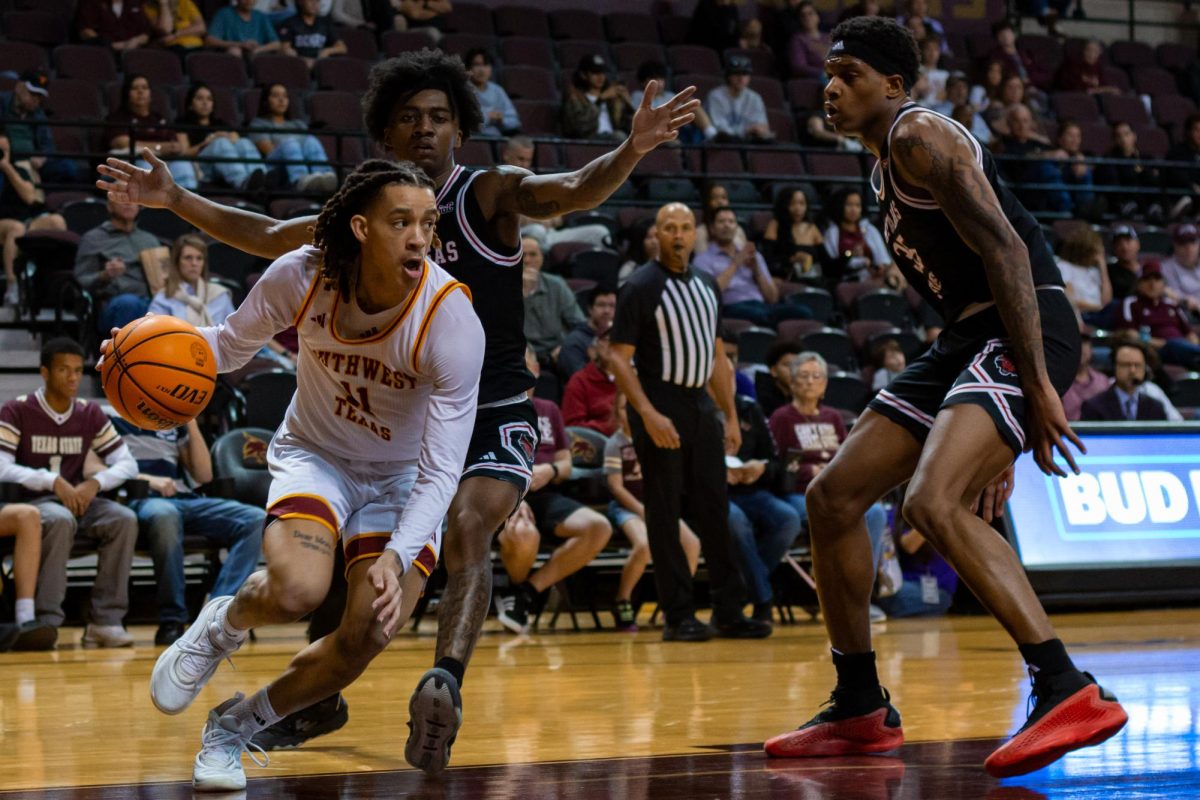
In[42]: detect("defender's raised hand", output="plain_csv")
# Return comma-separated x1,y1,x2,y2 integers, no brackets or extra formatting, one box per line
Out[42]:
95,147,177,209
629,80,701,154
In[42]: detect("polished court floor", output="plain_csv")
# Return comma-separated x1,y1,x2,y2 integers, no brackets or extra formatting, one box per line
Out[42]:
0,608,1197,799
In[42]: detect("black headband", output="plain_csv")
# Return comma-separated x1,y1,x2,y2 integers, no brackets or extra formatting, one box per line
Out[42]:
827,39,911,90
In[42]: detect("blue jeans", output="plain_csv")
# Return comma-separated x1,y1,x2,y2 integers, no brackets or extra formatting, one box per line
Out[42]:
131,495,265,623
786,493,889,567
723,299,813,329
197,136,263,188
875,579,952,618
268,136,333,186
728,489,802,605
99,293,149,333
1161,338,1200,370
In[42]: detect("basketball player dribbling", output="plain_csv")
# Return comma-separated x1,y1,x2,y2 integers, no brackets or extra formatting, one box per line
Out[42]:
97,49,699,772
761,18,1127,777
105,160,485,791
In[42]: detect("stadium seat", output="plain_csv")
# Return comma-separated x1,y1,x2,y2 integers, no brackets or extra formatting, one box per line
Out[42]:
1078,120,1113,155
854,289,912,327
381,30,439,58
252,54,312,91
0,41,48,76
2,11,68,46
500,37,556,70
564,143,610,170
847,319,900,354
806,152,863,178
500,66,558,102
567,250,620,286
308,91,363,131
641,177,700,203
836,280,879,313
802,328,857,371
334,26,379,60
738,327,778,365
550,9,604,41
786,287,834,324
442,2,494,35
747,151,805,177
61,199,109,235
105,80,173,120
787,78,824,111
1100,65,1132,92
1100,94,1151,127
45,78,105,122
315,57,371,92
753,78,787,111
210,427,274,508
633,148,683,175
494,5,549,38
1154,95,1196,134
238,371,297,431
534,140,563,169
1171,374,1200,411
1131,67,1180,98
557,41,609,73
1134,125,1169,159
138,207,195,244
53,44,118,83
702,148,745,174
457,139,493,167
187,52,250,89
1109,40,1156,70
207,241,267,285
824,371,870,413
723,179,759,204
122,49,185,86
1052,92,1100,122
776,318,823,342
1156,42,1196,74
440,33,496,59
667,45,723,76
513,99,560,135
657,15,691,47
766,109,796,142
1017,34,1063,70
724,47,775,78
606,12,659,44
612,42,665,73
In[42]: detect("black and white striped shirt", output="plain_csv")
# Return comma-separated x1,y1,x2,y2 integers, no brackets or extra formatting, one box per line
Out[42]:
612,261,721,389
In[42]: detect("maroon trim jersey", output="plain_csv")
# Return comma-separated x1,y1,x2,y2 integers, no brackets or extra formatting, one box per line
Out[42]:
0,391,125,497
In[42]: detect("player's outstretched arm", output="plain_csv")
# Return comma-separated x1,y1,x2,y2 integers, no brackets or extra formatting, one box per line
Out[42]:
890,115,1084,477
482,80,701,220
97,147,315,259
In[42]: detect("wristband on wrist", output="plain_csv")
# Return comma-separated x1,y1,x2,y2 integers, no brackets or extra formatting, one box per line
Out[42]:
550,463,560,482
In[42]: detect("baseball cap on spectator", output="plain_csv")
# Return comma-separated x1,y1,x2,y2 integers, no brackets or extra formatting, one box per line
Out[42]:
1173,223,1198,244
579,54,608,74
1111,223,1138,241
20,70,49,98
1138,259,1164,280
724,54,753,77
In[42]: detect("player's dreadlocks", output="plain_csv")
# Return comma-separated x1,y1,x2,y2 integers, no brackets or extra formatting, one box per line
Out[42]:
311,159,436,300
362,48,485,144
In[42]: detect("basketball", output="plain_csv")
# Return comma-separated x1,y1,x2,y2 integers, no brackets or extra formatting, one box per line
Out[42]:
101,315,217,430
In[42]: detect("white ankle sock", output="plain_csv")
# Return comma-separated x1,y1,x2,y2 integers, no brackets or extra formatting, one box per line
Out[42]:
14,599,34,626
225,688,282,736
214,597,247,643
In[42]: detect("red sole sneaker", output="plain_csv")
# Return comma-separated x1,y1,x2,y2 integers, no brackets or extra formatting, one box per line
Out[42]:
984,684,1128,778
764,708,905,758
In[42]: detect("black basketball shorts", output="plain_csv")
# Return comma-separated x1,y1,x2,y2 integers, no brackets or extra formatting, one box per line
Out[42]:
867,287,1080,455
461,399,538,496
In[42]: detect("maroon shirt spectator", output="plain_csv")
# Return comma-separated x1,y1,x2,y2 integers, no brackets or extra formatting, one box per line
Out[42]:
561,361,618,436
1062,336,1110,421
532,396,567,466
1054,40,1119,95
76,0,154,50
768,403,845,495
1113,262,1194,342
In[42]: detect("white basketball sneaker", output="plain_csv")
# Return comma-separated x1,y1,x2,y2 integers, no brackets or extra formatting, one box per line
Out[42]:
193,694,269,792
151,595,245,715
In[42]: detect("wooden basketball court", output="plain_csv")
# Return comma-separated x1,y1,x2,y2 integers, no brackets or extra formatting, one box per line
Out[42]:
1,608,1198,799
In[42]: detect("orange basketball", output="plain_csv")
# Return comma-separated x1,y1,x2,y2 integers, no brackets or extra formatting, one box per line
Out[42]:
101,315,217,430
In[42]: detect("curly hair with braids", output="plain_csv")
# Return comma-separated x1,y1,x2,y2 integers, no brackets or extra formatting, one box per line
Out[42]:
362,48,484,145
311,159,437,300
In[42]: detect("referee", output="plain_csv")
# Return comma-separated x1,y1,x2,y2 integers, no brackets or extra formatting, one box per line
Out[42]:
609,202,772,642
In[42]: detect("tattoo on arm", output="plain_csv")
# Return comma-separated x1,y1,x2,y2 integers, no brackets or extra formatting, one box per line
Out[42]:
291,529,334,556
892,124,1048,383
515,186,561,218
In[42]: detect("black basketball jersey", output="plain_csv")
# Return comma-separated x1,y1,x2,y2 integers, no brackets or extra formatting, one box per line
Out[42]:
874,104,1063,325
430,164,533,405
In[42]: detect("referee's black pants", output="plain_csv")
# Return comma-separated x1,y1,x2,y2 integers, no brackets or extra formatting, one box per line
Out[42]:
630,385,748,627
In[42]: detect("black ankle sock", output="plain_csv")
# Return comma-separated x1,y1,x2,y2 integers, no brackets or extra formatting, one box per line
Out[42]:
832,649,881,693
436,657,465,687
1018,639,1077,681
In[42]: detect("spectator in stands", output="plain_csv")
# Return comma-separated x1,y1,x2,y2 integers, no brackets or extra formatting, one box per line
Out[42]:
837,0,881,22
0,72,77,187
177,83,266,192
1161,223,1200,315
1049,120,1098,218
895,0,947,50
562,54,633,141
499,138,611,251
0,128,68,307
1108,223,1141,299
707,55,774,144
996,104,1069,214
970,60,1006,115
822,187,895,285
0,500,51,651
277,0,346,68
149,234,234,325
146,0,207,54
0,338,139,648
984,76,1045,138
721,333,758,398
787,1,829,80
933,74,988,141
727,364,800,625
74,196,165,333
870,339,906,391
756,340,802,416
631,61,718,145
604,391,700,630
762,186,826,281
912,35,949,109
695,207,812,328
106,74,198,191
986,18,1046,89
1096,122,1163,222
206,0,282,57
395,0,451,42
521,233,585,368
901,14,928,45
1081,341,1168,421
1056,227,1112,323
768,352,889,581
739,17,768,53
618,218,658,285
249,83,338,195
950,102,991,149
76,0,155,51
874,525,956,618
493,347,612,633
687,0,743,54
694,182,748,252
1055,39,1119,95
1062,331,1108,420
1113,260,1200,369
559,286,616,379
1165,113,1200,220
115,414,264,645
562,328,618,435
465,49,520,137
